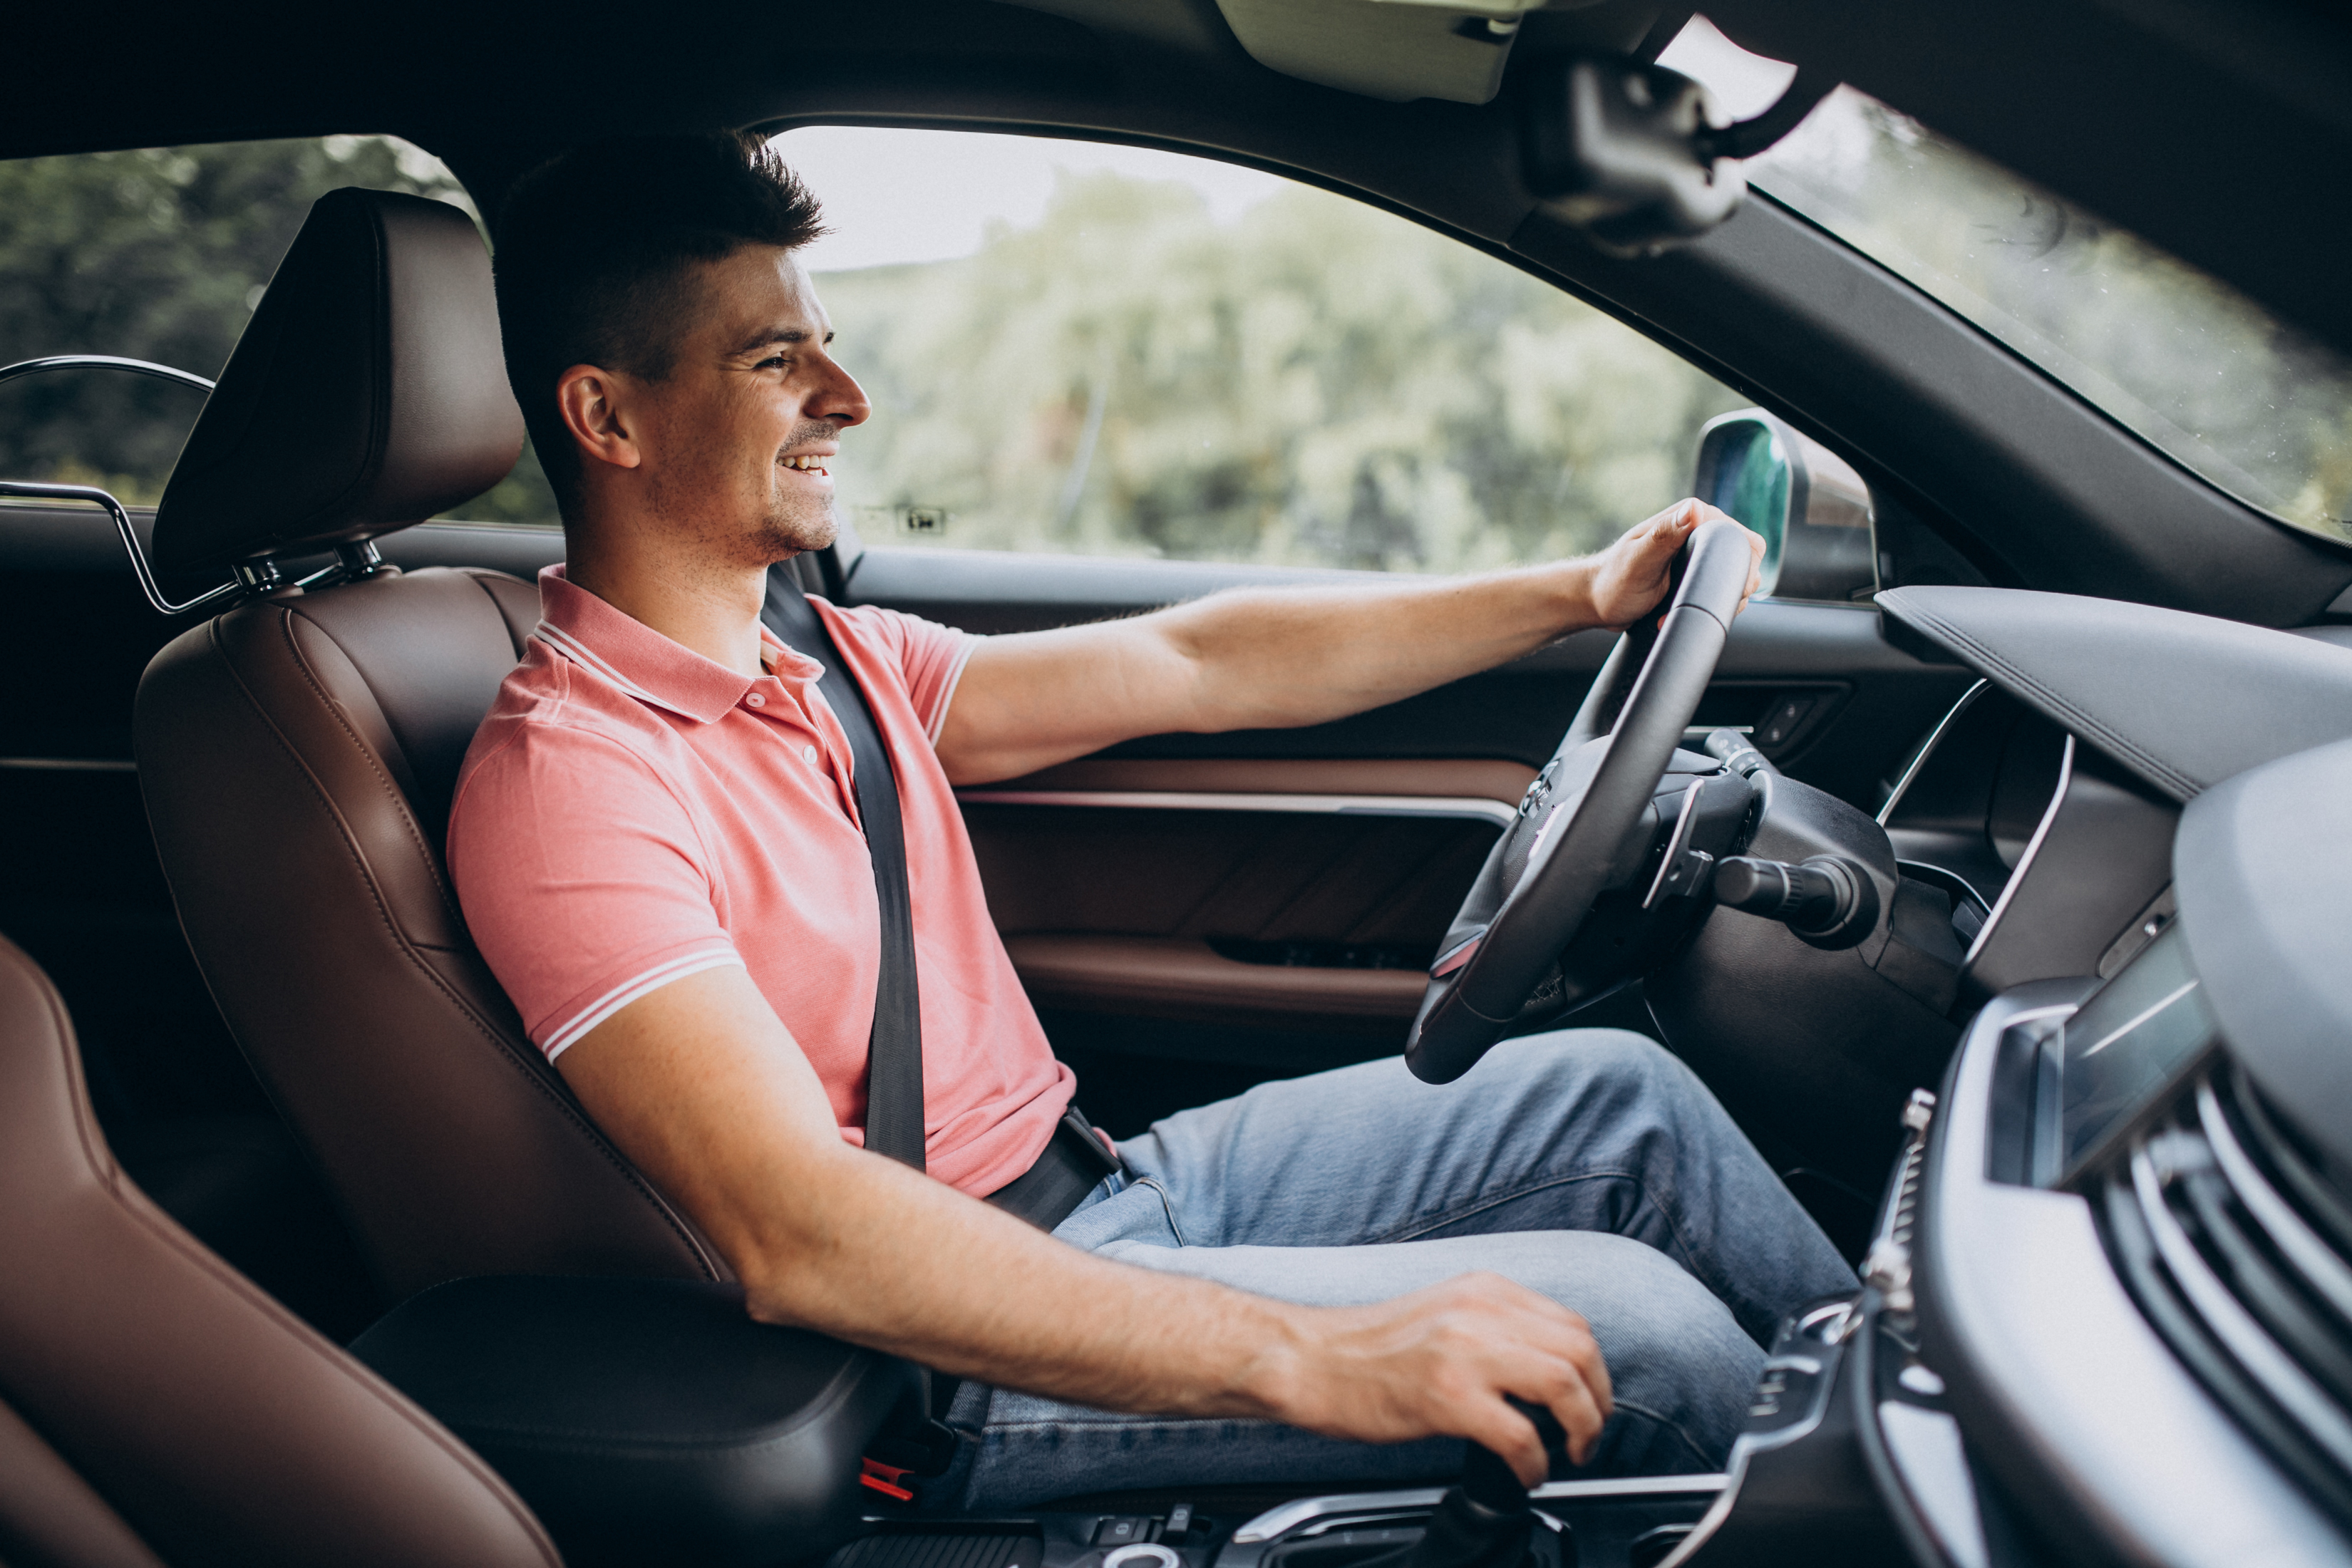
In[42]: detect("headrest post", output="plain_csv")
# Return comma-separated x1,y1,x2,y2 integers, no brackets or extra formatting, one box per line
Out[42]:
336,540,393,581
233,559,289,597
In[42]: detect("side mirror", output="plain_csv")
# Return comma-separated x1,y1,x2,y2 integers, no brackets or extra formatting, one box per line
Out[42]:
1693,411,1878,602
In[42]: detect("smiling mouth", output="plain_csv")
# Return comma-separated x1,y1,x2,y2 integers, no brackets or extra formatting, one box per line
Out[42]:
781,453,832,478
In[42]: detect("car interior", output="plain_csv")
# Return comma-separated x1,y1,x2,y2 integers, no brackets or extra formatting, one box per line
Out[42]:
4,1,2352,1566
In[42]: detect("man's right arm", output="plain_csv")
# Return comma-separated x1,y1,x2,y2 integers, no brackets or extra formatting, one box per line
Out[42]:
555,964,1612,1483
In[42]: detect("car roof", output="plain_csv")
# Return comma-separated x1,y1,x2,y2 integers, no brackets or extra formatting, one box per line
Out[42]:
9,0,2352,360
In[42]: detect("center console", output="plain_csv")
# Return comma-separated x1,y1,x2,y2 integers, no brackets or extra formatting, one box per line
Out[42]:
826,1475,1724,1568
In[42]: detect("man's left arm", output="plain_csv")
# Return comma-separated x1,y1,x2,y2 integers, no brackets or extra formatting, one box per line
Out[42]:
935,499,1762,785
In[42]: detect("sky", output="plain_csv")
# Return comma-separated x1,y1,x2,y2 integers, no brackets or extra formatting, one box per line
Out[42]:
770,125,1293,273
1655,15,1800,122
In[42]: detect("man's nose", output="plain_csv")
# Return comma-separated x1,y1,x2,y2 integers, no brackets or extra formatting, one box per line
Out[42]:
813,359,872,430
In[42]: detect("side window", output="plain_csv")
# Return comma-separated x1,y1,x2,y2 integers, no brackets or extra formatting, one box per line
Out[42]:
777,126,1744,573
0,137,558,525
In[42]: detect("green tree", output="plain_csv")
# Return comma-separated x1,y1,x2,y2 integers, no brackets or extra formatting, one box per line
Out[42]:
818,171,1743,572
1751,93,2352,545
0,135,556,523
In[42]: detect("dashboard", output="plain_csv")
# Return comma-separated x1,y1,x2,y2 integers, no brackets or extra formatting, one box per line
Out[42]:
1133,595,2352,1568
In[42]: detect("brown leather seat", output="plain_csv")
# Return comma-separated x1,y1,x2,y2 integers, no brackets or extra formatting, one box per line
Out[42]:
134,186,723,1299
0,931,563,1568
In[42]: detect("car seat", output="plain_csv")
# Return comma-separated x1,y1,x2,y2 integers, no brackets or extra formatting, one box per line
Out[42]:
132,186,723,1298
0,929,563,1567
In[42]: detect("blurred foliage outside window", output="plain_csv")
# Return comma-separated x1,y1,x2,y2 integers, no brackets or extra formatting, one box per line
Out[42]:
10,110,2345,567
0,135,559,525
3,127,1740,570
1745,86,2352,548
791,128,1745,572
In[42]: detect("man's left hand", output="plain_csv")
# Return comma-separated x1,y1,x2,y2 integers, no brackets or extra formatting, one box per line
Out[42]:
1584,499,1766,631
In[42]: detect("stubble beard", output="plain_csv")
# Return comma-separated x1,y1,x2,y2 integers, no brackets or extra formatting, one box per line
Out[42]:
644,428,843,572
748,418,844,564
749,481,840,562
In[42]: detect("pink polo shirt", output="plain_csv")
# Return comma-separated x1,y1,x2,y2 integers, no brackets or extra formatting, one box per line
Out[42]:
446,566,1073,1197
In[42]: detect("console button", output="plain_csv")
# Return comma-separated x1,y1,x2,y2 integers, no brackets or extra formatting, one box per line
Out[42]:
1755,694,1818,751
1104,1547,1182,1568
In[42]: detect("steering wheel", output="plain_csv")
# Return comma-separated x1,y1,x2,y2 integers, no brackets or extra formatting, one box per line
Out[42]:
1405,519,1756,1083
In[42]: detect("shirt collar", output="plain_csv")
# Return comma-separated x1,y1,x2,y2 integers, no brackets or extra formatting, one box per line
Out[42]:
532,565,828,724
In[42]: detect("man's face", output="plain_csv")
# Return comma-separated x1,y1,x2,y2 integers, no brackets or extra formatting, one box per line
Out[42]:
634,244,870,565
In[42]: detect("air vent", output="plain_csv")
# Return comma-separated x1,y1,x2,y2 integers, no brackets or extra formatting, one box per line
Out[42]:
2096,1063,2352,1524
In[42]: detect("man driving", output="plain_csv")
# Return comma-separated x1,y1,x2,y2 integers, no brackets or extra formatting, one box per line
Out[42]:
448,132,1855,1511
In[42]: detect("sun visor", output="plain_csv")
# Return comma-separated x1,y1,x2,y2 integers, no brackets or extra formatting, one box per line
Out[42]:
151,187,524,574
1215,0,1552,104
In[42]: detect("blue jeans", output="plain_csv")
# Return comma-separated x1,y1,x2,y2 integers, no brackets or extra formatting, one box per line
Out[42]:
933,1028,1857,1511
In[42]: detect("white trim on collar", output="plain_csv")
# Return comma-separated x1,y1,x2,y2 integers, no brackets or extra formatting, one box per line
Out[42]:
532,620,703,721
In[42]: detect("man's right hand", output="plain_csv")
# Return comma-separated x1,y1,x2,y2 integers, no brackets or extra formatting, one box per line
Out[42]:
1257,1273,1613,1485
557,964,1613,1487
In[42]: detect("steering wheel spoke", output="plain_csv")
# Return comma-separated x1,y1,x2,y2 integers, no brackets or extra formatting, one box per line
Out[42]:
1405,520,1761,1083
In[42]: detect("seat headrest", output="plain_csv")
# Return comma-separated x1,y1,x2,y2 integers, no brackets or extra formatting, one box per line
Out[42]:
153,187,525,574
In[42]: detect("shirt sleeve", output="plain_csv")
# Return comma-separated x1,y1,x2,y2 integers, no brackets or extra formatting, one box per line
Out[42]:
448,723,744,1061
825,604,979,743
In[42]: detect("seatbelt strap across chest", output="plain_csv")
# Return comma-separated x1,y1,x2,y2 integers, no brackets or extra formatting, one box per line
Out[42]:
761,566,926,1172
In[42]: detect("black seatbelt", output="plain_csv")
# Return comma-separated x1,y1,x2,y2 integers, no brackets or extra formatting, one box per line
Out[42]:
761,565,925,1172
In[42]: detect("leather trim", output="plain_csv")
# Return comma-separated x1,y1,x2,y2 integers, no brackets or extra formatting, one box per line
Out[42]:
1003,934,1425,1027
0,1394,165,1568
0,936,560,1567
135,570,728,1296
464,568,546,658
989,756,1536,803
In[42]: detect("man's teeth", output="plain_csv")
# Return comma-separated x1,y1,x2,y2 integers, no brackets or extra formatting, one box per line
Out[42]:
783,455,830,473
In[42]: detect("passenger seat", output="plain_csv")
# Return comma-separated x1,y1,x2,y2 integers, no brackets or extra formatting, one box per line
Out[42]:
0,930,564,1567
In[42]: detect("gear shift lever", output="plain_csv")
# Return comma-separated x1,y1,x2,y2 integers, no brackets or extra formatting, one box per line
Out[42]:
1354,1407,1563,1568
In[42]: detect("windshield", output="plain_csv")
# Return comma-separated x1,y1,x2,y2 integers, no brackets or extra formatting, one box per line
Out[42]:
1662,18,2352,550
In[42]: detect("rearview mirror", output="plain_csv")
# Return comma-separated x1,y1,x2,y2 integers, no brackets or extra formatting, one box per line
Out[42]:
1693,411,1878,602
1520,58,1745,257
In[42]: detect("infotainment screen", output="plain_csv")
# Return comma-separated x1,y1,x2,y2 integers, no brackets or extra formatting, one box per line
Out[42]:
2043,919,2222,1185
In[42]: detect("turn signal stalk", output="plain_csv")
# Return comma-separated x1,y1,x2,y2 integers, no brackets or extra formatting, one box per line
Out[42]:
1713,855,1877,949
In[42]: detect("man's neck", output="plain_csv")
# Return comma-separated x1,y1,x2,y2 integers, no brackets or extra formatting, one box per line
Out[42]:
563,525,775,677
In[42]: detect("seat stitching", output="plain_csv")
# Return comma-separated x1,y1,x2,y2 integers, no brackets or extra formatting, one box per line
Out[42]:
101,1159,567,1562
202,613,725,1280
276,601,463,927
9,939,564,1566
460,567,538,659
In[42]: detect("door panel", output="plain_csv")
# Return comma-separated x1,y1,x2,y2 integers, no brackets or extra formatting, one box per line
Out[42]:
839,542,1974,1131
847,543,1975,802
962,757,1530,1038
1002,935,1428,1031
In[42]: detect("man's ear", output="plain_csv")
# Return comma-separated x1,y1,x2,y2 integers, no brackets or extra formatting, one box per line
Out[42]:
555,364,645,474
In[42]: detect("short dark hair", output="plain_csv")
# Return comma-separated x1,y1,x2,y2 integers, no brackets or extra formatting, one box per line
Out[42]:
492,132,827,517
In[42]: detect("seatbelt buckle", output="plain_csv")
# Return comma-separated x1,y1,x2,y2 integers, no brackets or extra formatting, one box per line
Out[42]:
1059,1105,1124,1180
859,1458,915,1502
